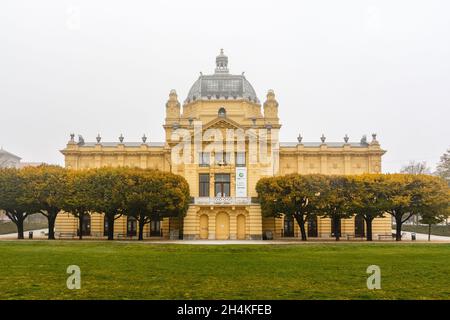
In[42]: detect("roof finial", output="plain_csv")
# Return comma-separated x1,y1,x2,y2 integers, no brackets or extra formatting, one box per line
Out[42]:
215,49,229,74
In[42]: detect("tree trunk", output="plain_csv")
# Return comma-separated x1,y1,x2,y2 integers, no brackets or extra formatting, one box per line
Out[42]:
78,214,83,240
16,218,25,239
47,215,56,240
7,212,26,239
299,222,307,241
334,217,340,241
293,214,307,241
428,224,431,241
395,216,402,241
107,215,115,240
365,218,373,241
138,219,145,241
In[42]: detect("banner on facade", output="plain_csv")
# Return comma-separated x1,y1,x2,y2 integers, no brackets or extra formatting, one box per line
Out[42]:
235,167,247,197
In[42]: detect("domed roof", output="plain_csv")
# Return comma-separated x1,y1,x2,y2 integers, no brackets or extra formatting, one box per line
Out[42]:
185,50,259,104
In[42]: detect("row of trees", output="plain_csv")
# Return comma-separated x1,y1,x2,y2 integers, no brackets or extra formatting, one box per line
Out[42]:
0,165,190,240
256,173,450,241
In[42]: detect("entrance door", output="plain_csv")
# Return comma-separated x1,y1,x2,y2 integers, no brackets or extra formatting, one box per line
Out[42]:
127,216,137,237
81,214,91,236
199,215,209,239
307,215,318,237
354,215,365,237
237,214,246,240
215,212,230,240
284,215,294,237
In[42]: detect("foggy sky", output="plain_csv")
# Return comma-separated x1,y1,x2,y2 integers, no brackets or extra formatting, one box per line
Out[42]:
1,0,449,172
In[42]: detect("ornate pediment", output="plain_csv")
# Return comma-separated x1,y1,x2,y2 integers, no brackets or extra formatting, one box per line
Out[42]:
202,117,243,131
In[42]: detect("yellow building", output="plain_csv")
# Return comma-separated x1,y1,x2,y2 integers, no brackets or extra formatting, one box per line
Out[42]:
58,50,389,240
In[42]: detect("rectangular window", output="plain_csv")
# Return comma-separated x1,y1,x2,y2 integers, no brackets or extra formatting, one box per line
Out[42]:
199,152,210,167
236,152,246,166
215,152,231,165
214,174,230,197
204,80,219,91
199,174,210,197
150,220,161,237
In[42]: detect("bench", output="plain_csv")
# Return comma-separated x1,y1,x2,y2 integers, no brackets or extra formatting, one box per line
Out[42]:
58,232,76,239
378,234,393,240
378,232,407,240
346,234,365,240
116,233,136,239
91,232,103,238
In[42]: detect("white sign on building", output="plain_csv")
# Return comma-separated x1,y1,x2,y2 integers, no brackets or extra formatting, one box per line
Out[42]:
235,167,247,197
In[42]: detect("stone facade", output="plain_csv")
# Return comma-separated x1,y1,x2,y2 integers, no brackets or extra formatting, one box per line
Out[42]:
58,51,389,240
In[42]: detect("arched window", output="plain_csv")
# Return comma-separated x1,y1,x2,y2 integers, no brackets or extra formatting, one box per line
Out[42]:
355,215,365,237
80,214,91,236
218,107,226,117
127,216,137,237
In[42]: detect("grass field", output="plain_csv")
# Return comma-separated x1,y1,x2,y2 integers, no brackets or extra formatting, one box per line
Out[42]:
0,241,449,300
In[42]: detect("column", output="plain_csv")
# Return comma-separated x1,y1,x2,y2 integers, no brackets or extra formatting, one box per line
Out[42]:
208,209,216,240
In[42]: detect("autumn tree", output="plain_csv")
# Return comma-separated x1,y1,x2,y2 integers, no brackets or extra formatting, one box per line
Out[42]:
415,175,450,241
0,168,36,239
378,174,449,241
62,170,92,240
81,167,127,240
152,171,190,238
318,175,354,241
21,165,68,240
256,174,325,241
348,174,388,241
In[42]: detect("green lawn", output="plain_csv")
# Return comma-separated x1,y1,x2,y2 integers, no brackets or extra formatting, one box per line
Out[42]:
0,241,449,300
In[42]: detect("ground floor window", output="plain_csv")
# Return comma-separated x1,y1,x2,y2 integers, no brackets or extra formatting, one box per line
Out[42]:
355,215,365,237
283,215,294,237
127,216,137,237
150,220,161,237
331,217,341,237
103,216,109,236
307,215,318,237
79,214,91,236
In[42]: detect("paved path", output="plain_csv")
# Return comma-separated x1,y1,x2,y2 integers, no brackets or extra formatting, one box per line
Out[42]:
1,229,449,243
0,228,48,239
393,229,450,241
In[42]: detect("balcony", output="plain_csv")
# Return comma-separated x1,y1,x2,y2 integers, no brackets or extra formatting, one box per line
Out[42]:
193,197,252,206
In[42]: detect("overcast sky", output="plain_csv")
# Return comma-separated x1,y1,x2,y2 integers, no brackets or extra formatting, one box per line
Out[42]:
1,0,449,172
